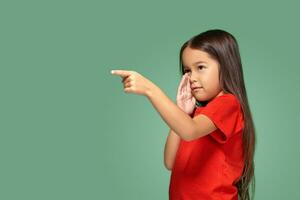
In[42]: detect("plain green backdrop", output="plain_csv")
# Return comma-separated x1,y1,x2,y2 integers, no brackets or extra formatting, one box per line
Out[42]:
1,0,299,199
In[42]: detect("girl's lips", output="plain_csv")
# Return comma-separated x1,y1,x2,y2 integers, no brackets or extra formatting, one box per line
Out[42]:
192,87,203,91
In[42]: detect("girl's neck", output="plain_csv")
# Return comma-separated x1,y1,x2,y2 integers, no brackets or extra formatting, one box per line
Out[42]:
196,91,226,107
196,100,209,107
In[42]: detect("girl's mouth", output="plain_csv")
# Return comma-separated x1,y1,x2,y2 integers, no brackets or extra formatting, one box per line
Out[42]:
192,87,203,91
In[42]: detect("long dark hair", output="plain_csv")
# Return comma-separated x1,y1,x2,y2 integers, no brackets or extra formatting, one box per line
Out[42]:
179,29,256,200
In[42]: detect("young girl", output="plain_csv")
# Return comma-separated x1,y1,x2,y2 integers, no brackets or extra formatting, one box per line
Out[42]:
111,29,256,200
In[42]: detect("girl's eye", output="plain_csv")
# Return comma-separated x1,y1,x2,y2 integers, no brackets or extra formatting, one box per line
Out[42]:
198,65,205,70
184,66,204,73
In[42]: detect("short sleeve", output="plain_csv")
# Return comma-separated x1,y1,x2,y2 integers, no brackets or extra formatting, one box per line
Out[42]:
198,94,244,144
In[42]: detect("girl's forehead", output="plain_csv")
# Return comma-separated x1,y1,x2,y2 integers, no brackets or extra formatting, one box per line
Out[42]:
182,48,216,67
183,47,211,60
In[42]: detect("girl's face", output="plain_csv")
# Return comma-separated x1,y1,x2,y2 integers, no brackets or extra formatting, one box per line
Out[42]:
182,46,224,102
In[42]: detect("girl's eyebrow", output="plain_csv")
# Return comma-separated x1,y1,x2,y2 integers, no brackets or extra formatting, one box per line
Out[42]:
183,61,207,68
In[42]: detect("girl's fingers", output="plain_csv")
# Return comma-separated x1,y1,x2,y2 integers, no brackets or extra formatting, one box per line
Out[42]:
122,76,132,84
124,82,131,88
177,73,192,98
186,76,192,93
178,74,187,95
182,74,189,94
111,70,131,78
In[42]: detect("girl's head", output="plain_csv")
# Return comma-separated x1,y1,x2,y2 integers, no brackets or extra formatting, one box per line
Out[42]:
179,29,256,200
179,29,244,102
181,46,224,103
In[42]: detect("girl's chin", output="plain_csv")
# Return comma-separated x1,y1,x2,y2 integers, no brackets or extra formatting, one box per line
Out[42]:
194,94,208,102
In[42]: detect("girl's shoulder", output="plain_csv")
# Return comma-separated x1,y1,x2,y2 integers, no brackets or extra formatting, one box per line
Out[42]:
195,93,241,113
210,93,240,105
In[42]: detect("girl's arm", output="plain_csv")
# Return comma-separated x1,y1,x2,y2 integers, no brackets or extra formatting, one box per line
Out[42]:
146,84,196,141
111,70,216,141
164,129,181,171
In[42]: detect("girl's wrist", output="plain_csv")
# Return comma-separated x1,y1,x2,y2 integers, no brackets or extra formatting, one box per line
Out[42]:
145,81,159,99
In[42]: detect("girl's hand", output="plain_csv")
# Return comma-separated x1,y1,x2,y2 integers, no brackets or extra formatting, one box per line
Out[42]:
111,70,154,96
176,73,196,115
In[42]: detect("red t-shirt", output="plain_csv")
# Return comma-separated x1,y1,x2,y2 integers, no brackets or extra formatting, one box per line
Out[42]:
169,93,245,200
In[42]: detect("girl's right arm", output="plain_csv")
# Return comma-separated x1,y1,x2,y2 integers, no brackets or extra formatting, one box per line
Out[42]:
163,74,194,170
164,128,181,171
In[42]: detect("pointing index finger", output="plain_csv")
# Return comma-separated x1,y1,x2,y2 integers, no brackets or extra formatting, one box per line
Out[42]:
111,70,131,77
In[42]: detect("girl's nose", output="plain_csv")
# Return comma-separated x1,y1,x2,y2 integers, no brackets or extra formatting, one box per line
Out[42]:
189,73,196,83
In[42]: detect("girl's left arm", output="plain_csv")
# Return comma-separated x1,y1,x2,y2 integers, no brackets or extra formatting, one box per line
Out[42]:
111,69,216,141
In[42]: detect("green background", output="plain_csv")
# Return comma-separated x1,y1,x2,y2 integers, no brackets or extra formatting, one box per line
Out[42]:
1,0,299,199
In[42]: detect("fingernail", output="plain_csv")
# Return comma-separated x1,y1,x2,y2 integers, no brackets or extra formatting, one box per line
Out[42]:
111,70,114,74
